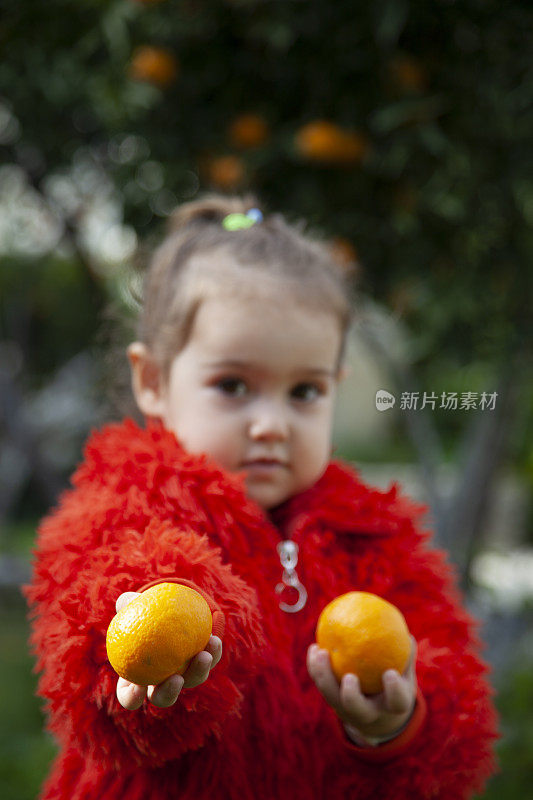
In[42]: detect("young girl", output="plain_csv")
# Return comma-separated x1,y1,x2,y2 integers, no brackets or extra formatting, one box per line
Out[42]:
26,194,498,800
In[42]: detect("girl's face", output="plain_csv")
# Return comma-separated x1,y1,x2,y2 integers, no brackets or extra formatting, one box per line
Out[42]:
130,293,343,510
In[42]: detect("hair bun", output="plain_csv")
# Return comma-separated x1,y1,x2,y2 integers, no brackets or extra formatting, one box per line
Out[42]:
168,192,261,233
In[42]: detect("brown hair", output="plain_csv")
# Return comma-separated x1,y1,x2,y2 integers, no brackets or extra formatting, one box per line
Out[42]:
137,193,356,376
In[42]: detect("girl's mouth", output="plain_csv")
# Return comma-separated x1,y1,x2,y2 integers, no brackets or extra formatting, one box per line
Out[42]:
243,458,288,470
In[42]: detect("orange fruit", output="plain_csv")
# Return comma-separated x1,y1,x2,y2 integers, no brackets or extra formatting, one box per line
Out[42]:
315,591,411,695
295,120,369,166
129,46,178,87
206,155,246,189
330,236,359,270
388,55,428,93
228,114,270,149
106,582,212,686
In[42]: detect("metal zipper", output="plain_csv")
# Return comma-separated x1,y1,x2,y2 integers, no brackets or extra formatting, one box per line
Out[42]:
275,539,308,613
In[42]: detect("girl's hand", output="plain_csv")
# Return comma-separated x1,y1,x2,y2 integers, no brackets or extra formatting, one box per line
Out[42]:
113,592,223,711
307,636,417,743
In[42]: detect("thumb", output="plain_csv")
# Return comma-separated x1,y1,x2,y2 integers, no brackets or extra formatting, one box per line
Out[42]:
116,591,141,613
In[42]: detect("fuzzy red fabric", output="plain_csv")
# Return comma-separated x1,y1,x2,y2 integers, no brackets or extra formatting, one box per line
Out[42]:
25,419,498,800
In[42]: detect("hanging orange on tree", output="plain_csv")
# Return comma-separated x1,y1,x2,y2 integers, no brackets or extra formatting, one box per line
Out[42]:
228,114,270,149
330,237,359,272
205,155,246,190
129,46,178,87
295,120,369,166
388,54,428,93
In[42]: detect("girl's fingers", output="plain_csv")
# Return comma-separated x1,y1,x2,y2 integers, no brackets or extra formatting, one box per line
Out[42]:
307,646,343,716
382,670,413,715
116,677,147,710
205,635,223,668
339,674,378,726
182,650,214,688
116,645,216,709
383,637,418,715
182,636,223,687
406,636,417,674
147,674,184,707
115,633,222,708
308,647,377,726
307,638,418,737
115,592,140,613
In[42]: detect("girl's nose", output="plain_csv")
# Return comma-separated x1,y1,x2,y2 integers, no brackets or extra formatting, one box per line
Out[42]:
248,402,289,441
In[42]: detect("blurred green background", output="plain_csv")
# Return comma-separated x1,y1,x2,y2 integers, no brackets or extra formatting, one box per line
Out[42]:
1,1,532,797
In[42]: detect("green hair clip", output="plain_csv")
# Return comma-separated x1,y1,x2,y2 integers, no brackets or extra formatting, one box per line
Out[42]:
222,208,263,231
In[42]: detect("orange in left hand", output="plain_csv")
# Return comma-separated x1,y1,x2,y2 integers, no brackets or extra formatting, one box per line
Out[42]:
315,591,411,695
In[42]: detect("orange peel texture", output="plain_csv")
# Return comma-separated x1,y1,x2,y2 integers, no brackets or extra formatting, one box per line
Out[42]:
106,582,213,686
316,591,411,694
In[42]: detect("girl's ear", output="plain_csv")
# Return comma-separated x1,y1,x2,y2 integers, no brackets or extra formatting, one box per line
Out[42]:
127,342,167,418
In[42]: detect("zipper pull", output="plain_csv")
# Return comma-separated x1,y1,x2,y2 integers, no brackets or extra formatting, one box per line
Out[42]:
275,540,308,613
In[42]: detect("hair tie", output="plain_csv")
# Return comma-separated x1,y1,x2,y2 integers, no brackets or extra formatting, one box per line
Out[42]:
222,208,263,231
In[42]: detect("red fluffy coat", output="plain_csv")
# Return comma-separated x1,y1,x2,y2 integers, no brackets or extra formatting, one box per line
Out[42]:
25,419,498,799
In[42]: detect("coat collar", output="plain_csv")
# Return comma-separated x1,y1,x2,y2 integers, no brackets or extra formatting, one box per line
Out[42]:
269,461,423,540
77,418,428,543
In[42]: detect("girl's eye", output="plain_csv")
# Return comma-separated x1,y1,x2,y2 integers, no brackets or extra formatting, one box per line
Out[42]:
216,377,248,397
291,382,322,402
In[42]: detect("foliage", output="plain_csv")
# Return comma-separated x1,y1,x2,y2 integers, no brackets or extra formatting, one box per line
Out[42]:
0,593,57,800
475,661,533,798
1,0,532,374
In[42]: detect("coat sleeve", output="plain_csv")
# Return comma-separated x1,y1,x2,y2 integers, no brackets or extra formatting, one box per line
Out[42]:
24,482,266,770
330,498,499,799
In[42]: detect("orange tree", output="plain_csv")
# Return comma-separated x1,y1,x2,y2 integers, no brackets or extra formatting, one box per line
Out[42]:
1,0,532,572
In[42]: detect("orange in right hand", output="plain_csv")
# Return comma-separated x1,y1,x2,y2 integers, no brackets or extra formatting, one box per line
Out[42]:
315,591,411,695
106,582,212,686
